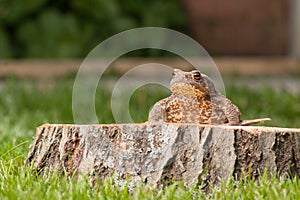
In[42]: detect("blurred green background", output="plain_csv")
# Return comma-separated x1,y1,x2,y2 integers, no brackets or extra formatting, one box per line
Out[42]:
0,0,185,58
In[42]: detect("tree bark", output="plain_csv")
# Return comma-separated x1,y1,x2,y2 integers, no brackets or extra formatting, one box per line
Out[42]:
26,123,300,189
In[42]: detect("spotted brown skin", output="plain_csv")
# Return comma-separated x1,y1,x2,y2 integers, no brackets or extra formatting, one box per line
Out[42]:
148,69,241,125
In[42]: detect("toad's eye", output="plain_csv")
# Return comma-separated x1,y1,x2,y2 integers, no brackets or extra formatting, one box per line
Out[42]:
191,70,201,81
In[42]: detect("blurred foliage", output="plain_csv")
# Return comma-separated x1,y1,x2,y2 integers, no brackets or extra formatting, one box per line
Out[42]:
0,0,186,58
0,27,12,58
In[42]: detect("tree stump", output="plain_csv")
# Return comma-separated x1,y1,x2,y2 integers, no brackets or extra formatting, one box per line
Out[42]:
26,123,300,188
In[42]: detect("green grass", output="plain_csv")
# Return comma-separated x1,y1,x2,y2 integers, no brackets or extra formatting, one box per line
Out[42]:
0,77,299,199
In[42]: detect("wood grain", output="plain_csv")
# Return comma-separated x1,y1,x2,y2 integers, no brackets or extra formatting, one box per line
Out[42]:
26,123,300,189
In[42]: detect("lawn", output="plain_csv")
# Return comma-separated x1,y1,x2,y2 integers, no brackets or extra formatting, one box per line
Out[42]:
0,77,299,199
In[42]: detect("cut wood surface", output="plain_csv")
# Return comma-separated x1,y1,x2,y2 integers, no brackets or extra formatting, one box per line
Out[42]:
26,123,300,189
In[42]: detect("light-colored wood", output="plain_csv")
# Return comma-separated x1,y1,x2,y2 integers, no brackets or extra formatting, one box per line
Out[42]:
26,123,300,189
240,118,271,126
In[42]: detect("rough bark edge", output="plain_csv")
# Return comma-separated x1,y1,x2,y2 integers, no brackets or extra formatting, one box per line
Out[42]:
25,123,300,189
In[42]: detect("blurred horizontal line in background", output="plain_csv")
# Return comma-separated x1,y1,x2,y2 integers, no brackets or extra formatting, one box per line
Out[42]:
0,57,299,79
